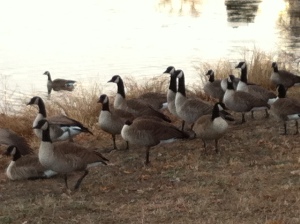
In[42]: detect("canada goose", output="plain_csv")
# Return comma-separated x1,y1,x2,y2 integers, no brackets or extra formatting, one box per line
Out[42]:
221,74,240,92
163,66,178,117
43,71,76,95
174,70,232,130
269,84,300,135
108,75,171,122
271,62,300,90
121,116,189,165
33,119,109,190
203,70,224,102
98,94,131,150
0,128,33,155
235,61,276,117
223,77,270,123
27,96,93,141
193,102,228,153
2,145,57,180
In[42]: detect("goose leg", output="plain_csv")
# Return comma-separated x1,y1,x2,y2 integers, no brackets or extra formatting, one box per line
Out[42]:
294,120,299,135
215,139,219,154
145,147,151,165
181,120,185,131
125,141,129,150
74,170,89,190
64,174,69,189
251,111,254,119
202,140,207,154
241,113,246,123
280,122,287,135
190,123,195,131
112,134,117,150
265,109,269,118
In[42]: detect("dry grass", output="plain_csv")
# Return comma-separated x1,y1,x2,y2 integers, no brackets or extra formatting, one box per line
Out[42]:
1,51,300,223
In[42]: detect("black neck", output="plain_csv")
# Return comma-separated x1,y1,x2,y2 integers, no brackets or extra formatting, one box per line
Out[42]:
12,149,21,161
102,100,110,111
227,80,234,90
278,85,286,98
47,74,52,81
211,104,220,121
169,75,177,92
42,127,52,143
177,74,186,97
240,65,248,83
117,78,126,98
209,74,215,82
273,65,279,73
38,99,47,117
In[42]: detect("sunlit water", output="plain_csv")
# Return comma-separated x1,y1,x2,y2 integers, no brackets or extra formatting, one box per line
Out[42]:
0,0,297,112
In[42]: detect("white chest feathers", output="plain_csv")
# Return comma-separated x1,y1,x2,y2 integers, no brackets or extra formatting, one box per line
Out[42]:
213,117,228,133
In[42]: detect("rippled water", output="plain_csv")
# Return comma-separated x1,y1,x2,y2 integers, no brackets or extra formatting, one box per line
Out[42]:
0,0,299,112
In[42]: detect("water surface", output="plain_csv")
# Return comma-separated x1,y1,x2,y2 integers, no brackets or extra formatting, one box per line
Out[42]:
0,0,298,112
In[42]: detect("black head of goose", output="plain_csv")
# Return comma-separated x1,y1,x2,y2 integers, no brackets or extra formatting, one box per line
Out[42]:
3,145,57,180
33,119,109,190
43,71,76,95
203,70,224,102
0,128,33,155
174,70,232,130
163,66,178,117
108,75,171,122
27,96,93,142
98,94,131,150
193,102,229,153
269,84,300,135
271,62,300,90
221,74,240,92
121,116,190,165
223,77,270,123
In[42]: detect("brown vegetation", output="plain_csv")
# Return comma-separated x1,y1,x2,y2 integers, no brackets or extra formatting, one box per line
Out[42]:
1,54,300,223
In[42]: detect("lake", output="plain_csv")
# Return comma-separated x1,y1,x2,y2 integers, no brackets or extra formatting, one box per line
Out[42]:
0,0,299,112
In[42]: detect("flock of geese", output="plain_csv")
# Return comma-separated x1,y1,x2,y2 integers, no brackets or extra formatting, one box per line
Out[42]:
1,61,300,190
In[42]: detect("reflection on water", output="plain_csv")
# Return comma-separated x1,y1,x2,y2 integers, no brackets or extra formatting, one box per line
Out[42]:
157,0,203,17
225,0,262,25
277,0,300,57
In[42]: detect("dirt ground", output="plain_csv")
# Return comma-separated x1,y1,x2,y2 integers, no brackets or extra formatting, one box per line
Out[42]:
0,111,300,224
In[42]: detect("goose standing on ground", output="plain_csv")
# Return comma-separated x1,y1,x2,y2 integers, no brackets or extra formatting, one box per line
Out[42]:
271,62,300,90
43,71,76,95
193,102,228,153
108,75,171,122
33,119,109,190
2,145,57,180
223,77,270,123
27,96,93,141
121,116,189,165
163,66,178,117
235,61,276,117
203,70,225,102
0,128,33,155
269,84,300,135
98,94,131,150
174,70,231,131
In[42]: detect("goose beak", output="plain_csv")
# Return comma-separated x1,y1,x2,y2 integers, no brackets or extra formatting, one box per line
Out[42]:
107,78,113,83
